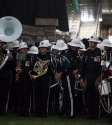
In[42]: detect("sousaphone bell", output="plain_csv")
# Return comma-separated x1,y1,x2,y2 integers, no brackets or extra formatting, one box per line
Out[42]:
0,16,22,42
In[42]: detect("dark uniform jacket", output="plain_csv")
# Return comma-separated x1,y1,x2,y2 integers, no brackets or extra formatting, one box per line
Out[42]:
0,49,12,78
80,48,102,79
66,48,81,71
57,51,75,76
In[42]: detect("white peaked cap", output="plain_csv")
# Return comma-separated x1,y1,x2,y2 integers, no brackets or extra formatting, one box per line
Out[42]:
97,43,104,50
88,34,100,43
12,40,19,48
53,40,68,50
68,36,81,47
18,42,28,50
28,46,39,54
38,40,49,48
101,39,112,47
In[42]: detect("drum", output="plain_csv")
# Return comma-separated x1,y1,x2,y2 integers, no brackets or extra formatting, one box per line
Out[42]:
98,80,110,96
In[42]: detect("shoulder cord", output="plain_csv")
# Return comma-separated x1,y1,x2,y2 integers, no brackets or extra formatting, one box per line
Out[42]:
60,55,70,65
51,54,57,68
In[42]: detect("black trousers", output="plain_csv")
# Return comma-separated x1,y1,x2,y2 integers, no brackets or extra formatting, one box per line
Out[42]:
49,75,60,113
16,80,31,115
48,75,55,113
85,73,100,118
0,72,11,114
62,73,75,117
34,75,50,116
9,72,18,113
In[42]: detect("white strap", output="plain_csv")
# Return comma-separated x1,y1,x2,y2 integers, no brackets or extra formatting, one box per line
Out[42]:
0,49,9,70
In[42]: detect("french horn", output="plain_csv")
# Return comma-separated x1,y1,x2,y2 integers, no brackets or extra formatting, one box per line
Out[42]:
29,57,48,80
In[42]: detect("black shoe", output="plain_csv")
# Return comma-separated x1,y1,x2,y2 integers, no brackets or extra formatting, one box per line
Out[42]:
101,114,109,118
60,114,67,118
94,117,98,120
34,114,42,117
18,112,24,117
24,113,30,117
86,116,95,120
42,115,47,118
65,116,74,119
76,112,80,116
80,111,85,115
0,112,6,116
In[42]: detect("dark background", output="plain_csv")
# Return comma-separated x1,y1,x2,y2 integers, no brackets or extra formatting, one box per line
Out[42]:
0,0,69,31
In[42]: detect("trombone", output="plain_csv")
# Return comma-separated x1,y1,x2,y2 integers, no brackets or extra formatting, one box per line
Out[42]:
50,69,64,91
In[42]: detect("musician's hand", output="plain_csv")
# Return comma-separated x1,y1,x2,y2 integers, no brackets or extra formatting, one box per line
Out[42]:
56,72,62,79
104,78,108,80
74,74,78,79
29,71,32,76
73,69,78,75
15,66,22,73
43,60,50,65
80,78,84,87
56,59,60,63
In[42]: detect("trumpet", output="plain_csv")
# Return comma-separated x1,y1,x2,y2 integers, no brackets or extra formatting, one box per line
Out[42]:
15,60,22,81
74,75,82,96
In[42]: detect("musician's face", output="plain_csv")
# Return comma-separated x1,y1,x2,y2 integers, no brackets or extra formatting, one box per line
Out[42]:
0,42,6,49
39,47,48,54
20,48,28,54
89,41,97,48
70,46,79,51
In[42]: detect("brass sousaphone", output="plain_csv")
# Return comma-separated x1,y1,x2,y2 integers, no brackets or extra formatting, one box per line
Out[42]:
0,16,22,42
0,16,22,70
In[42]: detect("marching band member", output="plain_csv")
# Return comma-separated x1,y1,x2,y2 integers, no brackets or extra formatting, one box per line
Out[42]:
16,42,32,117
80,34,102,120
0,40,12,115
30,40,52,117
78,42,87,115
28,46,38,113
67,37,82,116
10,40,19,114
101,39,112,123
101,39,112,69
104,61,112,125
54,40,75,119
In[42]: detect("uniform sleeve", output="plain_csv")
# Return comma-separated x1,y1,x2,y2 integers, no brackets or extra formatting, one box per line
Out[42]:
60,54,72,75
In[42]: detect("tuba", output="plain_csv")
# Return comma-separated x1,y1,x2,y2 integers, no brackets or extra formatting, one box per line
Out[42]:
29,57,48,80
0,16,22,70
0,16,22,42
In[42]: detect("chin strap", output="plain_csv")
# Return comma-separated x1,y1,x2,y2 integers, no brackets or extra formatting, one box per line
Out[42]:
0,49,9,70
